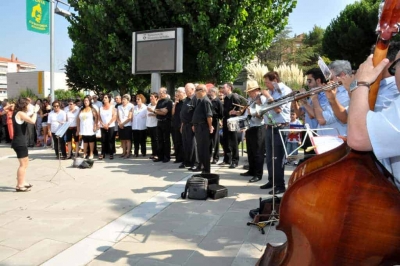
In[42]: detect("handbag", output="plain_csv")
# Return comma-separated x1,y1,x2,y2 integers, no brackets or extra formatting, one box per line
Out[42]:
181,176,208,200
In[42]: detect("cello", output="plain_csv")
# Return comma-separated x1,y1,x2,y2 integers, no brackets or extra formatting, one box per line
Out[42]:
257,1,400,265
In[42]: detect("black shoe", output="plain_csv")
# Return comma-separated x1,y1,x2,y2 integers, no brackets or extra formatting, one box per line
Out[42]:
134,154,139,158
179,163,186,169
211,160,218,164
174,160,182,164
162,159,170,163
149,156,155,159
190,166,202,172
269,187,286,194
153,159,162,162
243,164,249,170
229,163,237,169
260,182,273,189
201,170,210,174
249,176,262,183
240,171,253,176
218,162,228,166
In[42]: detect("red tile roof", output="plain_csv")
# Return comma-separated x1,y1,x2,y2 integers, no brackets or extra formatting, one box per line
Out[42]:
0,57,35,66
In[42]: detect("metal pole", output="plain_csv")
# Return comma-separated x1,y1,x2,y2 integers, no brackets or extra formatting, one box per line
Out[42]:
50,0,55,103
151,73,161,93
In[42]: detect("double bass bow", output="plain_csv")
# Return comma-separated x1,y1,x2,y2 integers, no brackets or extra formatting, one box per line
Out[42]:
257,1,400,265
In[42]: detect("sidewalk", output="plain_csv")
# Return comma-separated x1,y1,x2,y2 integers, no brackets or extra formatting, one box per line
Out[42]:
0,144,292,266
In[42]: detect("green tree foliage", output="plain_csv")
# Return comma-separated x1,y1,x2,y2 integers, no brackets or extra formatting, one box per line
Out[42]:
258,27,294,67
322,0,380,68
66,0,296,94
257,26,325,70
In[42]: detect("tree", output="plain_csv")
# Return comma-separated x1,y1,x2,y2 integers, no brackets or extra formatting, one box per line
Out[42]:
322,0,380,68
66,0,297,94
257,27,295,67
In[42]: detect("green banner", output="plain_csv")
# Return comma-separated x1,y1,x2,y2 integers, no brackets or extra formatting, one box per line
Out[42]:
26,0,50,34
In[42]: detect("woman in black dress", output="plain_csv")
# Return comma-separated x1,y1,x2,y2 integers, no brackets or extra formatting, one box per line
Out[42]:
12,98,40,192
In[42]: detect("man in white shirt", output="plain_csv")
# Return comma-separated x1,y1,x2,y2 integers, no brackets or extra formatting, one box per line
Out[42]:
347,52,400,190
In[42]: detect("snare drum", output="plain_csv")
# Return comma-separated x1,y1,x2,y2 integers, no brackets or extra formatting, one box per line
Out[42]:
227,116,249,132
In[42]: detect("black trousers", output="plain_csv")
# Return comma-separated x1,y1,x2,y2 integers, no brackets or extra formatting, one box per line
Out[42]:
182,123,198,167
246,126,265,177
156,120,171,160
173,127,183,162
52,133,66,157
132,129,147,156
26,123,35,146
3,125,10,142
265,126,287,188
195,123,211,173
100,127,115,155
222,119,239,164
147,126,158,156
209,119,220,161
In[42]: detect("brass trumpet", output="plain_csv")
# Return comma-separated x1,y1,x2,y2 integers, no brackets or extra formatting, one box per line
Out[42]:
252,82,341,117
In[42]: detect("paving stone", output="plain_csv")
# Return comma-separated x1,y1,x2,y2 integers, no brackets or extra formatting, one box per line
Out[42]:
0,245,19,262
0,239,71,266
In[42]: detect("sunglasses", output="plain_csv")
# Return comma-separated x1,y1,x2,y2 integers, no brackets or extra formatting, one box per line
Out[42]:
53,105,59,108
388,58,400,76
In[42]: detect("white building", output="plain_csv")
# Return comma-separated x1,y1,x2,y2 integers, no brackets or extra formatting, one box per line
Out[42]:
7,71,69,99
0,54,36,100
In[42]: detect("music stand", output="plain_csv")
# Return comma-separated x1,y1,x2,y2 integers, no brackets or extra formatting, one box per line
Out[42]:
49,121,75,182
279,124,342,158
246,122,282,235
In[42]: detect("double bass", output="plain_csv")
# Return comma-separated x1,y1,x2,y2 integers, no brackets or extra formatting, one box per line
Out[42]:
257,1,400,265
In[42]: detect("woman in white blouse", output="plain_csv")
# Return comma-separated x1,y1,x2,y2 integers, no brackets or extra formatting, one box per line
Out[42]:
76,96,98,159
132,94,148,157
65,99,80,159
99,94,117,159
117,94,133,158
146,92,158,159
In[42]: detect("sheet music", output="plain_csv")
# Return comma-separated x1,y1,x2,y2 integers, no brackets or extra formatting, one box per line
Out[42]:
310,135,344,154
55,121,72,137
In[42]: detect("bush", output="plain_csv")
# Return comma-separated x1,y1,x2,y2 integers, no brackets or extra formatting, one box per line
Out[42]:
273,63,305,90
55,89,85,100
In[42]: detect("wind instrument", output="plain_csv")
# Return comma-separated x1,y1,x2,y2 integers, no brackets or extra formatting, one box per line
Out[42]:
254,82,341,117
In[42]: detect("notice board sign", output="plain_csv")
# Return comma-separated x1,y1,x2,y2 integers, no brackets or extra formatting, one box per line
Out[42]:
132,28,183,74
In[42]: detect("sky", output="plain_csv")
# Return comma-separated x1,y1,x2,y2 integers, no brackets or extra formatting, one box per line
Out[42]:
0,0,358,72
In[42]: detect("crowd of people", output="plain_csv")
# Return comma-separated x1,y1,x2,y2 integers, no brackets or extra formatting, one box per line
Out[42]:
2,42,400,194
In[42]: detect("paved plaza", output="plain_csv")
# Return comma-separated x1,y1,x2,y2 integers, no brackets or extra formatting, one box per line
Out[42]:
0,143,292,266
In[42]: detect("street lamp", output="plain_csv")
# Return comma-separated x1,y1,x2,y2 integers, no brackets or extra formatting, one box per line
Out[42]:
50,0,71,103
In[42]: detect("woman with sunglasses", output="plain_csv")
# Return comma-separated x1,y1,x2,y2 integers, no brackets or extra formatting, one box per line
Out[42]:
76,96,98,159
11,98,40,192
99,94,117,159
47,100,67,159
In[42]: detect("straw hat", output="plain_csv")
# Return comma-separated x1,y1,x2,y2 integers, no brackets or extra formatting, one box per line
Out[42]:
245,80,260,93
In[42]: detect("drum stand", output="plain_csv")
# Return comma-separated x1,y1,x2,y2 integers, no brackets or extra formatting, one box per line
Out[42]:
247,125,280,234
